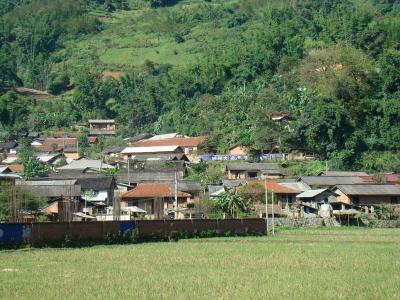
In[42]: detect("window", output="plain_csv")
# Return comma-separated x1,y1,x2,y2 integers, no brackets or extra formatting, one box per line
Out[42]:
353,196,360,205
248,172,258,179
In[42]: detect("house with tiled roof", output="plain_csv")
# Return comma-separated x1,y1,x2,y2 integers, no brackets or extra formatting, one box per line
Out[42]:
133,136,205,155
120,183,192,219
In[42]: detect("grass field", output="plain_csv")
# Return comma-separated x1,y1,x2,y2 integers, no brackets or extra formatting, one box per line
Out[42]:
0,228,399,299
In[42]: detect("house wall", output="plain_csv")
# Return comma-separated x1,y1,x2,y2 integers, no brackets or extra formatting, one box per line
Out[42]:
229,146,248,155
65,152,80,160
183,146,198,154
333,189,351,204
90,123,116,131
355,195,399,205
228,170,259,180
42,202,59,215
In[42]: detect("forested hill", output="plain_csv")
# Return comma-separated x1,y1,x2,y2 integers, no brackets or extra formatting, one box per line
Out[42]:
0,0,399,171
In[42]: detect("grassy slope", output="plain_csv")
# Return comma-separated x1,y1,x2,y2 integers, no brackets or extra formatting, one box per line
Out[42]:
0,228,399,299
64,0,261,70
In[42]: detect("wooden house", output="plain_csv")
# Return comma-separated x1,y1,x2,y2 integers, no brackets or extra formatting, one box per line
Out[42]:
120,183,191,219
133,136,205,155
88,119,116,136
120,146,184,160
332,184,400,206
296,189,338,203
226,162,282,180
297,176,364,189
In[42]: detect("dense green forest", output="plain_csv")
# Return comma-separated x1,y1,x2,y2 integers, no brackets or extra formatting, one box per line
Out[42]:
0,0,399,172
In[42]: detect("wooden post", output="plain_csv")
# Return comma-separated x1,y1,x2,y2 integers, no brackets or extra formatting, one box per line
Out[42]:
271,192,275,235
264,179,269,233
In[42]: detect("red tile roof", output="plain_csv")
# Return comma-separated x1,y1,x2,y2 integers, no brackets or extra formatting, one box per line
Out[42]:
51,132,79,138
33,145,64,152
8,164,24,173
42,138,77,146
134,137,205,148
121,183,191,198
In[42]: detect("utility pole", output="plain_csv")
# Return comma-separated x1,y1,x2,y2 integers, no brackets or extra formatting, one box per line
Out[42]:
127,156,131,186
174,172,178,220
264,179,269,233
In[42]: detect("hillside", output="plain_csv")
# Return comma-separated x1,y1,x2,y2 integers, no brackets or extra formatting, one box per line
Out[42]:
0,0,400,172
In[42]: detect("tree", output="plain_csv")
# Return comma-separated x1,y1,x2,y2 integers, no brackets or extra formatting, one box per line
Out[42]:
23,157,49,178
215,189,249,219
380,50,400,96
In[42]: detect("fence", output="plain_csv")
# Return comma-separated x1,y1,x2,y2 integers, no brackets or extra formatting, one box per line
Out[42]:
0,219,266,245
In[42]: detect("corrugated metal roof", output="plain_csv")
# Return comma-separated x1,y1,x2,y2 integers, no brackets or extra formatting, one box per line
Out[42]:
175,181,202,192
279,182,310,192
35,154,60,163
222,179,246,188
88,119,115,123
226,162,279,171
131,153,188,162
1,157,18,164
121,146,182,154
117,171,183,183
296,189,328,198
335,184,400,196
58,158,114,170
134,136,205,148
149,133,180,140
319,171,369,176
299,176,364,186
16,180,81,197
208,185,224,194
0,166,10,174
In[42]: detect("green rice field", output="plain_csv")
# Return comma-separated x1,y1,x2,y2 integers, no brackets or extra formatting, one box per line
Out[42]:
0,228,399,299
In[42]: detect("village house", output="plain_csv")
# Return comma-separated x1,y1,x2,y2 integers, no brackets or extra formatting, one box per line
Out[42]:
133,136,205,155
63,145,80,160
148,133,181,140
34,153,64,166
120,146,184,160
57,158,114,172
120,183,192,219
123,133,154,144
226,162,282,180
88,119,116,136
296,189,339,217
332,184,400,206
317,171,369,176
116,169,185,188
16,179,81,201
296,189,338,203
297,176,364,189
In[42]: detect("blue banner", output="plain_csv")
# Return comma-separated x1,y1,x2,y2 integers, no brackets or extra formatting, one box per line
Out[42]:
201,154,284,161
0,224,31,243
